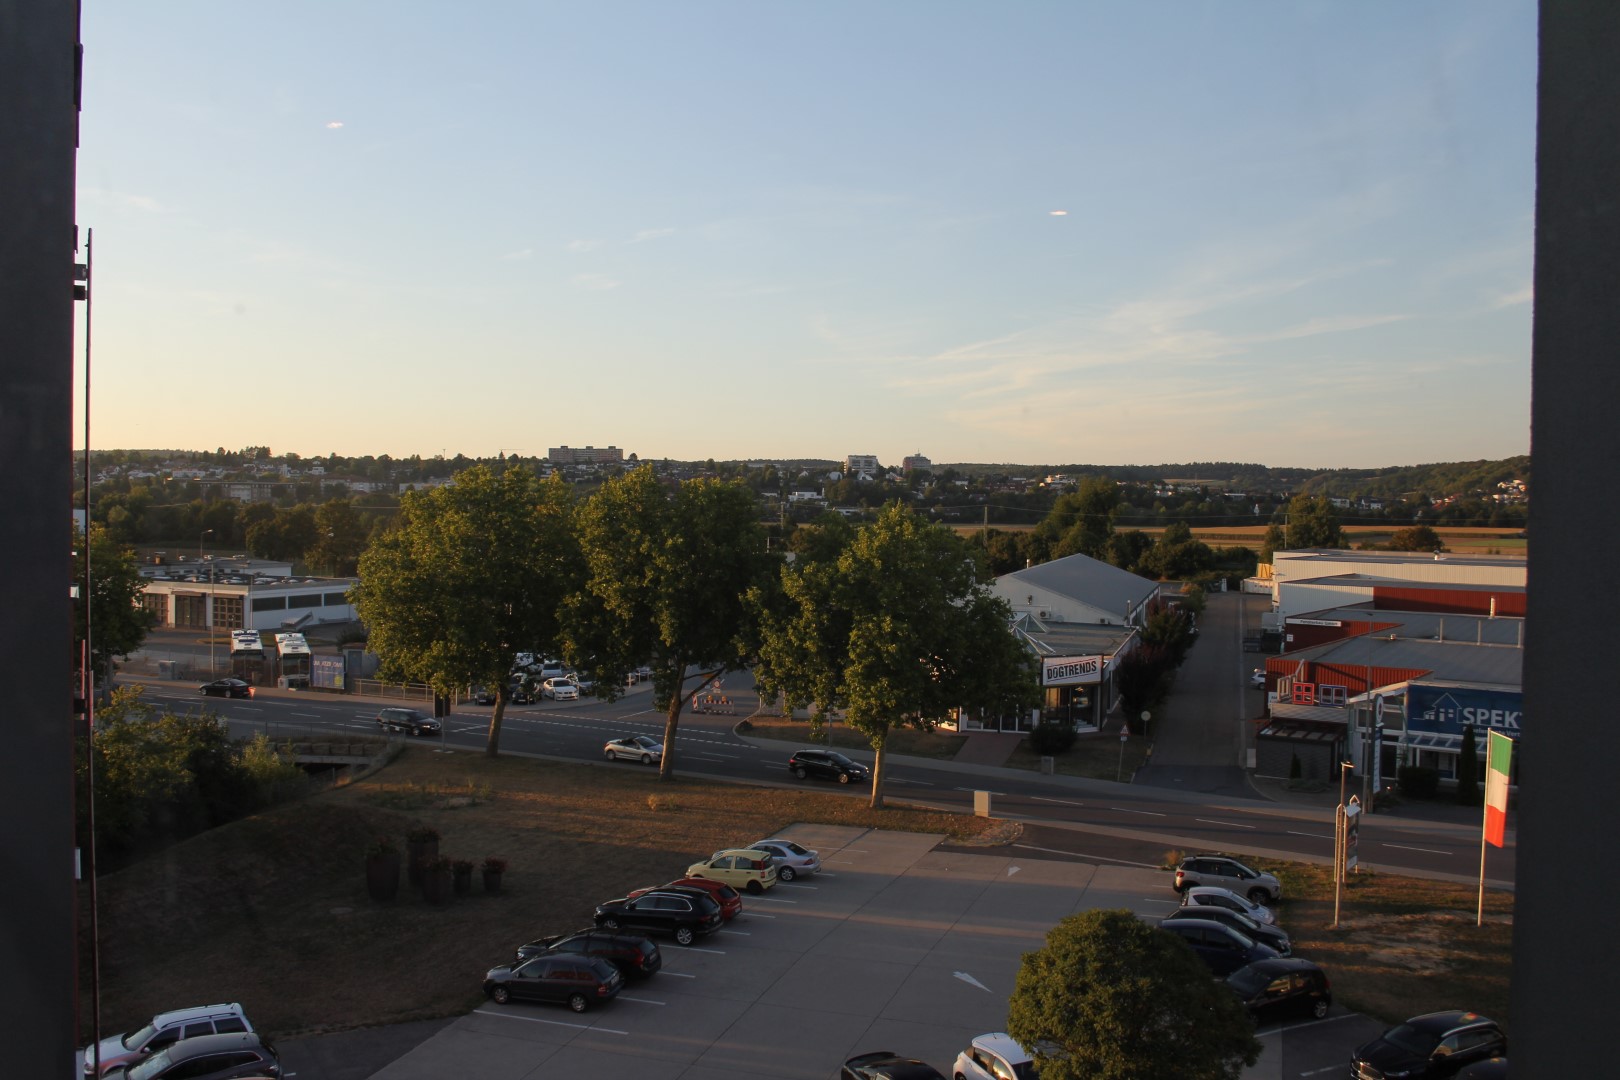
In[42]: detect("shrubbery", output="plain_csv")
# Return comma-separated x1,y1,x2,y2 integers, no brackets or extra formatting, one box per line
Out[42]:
1027,723,1078,756
1398,765,1440,799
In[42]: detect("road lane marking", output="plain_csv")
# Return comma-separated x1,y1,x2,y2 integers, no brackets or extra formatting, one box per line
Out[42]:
1380,842,1453,856
720,929,752,936
290,712,321,718
753,896,797,904
1108,807,1166,817
1196,818,1256,829
887,777,934,786
1254,1012,1361,1039
682,945,727,954
1030,796,1083,806
1011,843,1159,869
660,971,696,978
955,787,1006,795
1288,830,1333,840
475,1009,627,1035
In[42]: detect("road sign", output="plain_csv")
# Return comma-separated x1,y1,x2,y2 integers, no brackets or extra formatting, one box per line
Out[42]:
1345,795,1362,872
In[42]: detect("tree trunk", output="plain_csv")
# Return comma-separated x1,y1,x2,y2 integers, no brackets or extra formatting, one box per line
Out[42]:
868,730,888,810
658,663,725,781
485,689,506,757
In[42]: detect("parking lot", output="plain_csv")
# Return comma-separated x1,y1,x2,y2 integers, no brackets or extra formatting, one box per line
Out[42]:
370,825,1382,1079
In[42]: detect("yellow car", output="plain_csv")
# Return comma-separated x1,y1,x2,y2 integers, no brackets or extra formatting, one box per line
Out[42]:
685,849,779,895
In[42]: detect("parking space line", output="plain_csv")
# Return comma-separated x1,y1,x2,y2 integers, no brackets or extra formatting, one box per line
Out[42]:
1254,1012,1360,1040
475,1009,627,1035
753,896,797,904
660,971,696,978
775,883,817,890
1030,796,1083,806
1288,830,1333,840
741,913,774,919
618,995,665,1005
1108,807,1166,817
1010,843,1161,869
720,929,751,936
683,945,727,954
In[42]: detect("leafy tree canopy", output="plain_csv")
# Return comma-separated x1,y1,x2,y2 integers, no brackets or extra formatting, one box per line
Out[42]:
1007,909,1261,1080
1283,494,1343,550
74,523,155,686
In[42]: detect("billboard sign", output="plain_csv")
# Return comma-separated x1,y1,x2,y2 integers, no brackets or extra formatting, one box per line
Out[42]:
1042,655,1103,686
1406,683,1523,738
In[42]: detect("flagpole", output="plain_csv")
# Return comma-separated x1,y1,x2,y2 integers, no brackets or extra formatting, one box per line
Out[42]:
1477,802,1488,927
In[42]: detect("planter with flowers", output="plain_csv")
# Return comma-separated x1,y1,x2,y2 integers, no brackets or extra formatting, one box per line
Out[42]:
420,856,452,904
365,837,401,902
482,857,507,894
406,825,440,886
451,858,475,896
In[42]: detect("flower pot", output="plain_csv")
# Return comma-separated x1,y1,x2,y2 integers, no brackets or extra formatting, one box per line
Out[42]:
365,854,401,902
407,837,439,885
452,868,473,895
482,869,504,894
420,867,450,905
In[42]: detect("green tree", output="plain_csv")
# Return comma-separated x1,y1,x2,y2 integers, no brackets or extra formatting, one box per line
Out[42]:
1114,644,1172,737
755,504,1040,808
1283,495,1342,550
73,523,156,691
1007,908,1261,1080
351,465,581,756
308,498,368,576
567,467,772,780
1036,476,1120,560
1388,524,1446,552
1259,523,1285,561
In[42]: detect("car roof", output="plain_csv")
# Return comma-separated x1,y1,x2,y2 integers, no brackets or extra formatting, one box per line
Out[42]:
971,1032,1032,1064
1184,885,1248,901
1236,957,1320,976
712,848,771,858
1162,917,1235,934
160,1032,266,1061
1406,1011,1497,1034
150,1003,243,1026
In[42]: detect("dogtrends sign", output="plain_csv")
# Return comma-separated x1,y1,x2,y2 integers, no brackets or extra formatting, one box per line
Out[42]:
1043,655,1103,686
1406,683,1523,738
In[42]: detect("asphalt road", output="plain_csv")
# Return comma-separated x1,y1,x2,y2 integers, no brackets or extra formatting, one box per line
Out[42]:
135,670,1515,889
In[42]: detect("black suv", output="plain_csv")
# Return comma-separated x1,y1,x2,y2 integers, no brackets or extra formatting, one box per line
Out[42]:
1162,905,1290,956
1158,917,1279,976
1225,958,1331,1022
594,889,723,946
789,748,870,785
482,956,623,1013
1352,1011,1507,1079
515,928,662,979
376,707,441,736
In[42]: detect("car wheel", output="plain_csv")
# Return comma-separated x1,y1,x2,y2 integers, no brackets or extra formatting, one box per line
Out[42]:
746,880,764,896
1248,888,1271,905
606,750,617,761
836,771,851,784
674,926,695,946
640,753,652,765
778,866,796,882
600,917,620,929
567,993,588,1013
792,765,807,779
1312,999,1329,1019
491,986,510,1005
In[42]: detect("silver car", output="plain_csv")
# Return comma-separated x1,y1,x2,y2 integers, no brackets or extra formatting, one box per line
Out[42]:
1180,885,1278,926
748,838,820,881
1175,854,1282,903
604,735,663,764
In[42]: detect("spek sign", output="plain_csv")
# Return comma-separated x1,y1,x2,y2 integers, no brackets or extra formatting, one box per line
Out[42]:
1043,655,1102,686
1405,683,1523,737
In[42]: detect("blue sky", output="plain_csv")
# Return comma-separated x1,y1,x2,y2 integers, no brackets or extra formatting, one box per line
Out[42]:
76,2,1535,468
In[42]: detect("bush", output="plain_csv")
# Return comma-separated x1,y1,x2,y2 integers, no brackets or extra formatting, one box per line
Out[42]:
1289,753,1302,780
1398,766,1440,800
1027,723,1077,756
482,857,507,873
406,825,441,843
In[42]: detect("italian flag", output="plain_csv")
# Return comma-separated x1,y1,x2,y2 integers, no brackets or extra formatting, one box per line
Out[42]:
1484,731,1513,848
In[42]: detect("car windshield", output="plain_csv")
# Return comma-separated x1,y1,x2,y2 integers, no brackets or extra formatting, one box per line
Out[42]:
827,752,853,765
773,840,810,855
1224,926,1255,948
1383,1024,1442,1056
1227,967,1270,995
121,1022,159,1050
128,1048,175,1080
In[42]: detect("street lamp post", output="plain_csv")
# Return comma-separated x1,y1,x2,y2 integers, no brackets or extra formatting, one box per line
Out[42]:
201,529,215,676
1333,758,1354,928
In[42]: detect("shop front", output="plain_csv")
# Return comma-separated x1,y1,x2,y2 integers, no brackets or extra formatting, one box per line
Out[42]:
1042,654,1106,732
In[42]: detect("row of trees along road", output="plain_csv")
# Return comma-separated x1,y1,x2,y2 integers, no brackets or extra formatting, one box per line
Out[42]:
350,465,1039,804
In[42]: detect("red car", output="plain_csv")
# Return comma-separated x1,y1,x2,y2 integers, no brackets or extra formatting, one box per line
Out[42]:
629,877,743,921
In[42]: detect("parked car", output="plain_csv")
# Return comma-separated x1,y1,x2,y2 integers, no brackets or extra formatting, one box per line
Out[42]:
376,707,442,736
748,837,820,881
686,848,778,894
1174,854,1282,903
1162,905,1290,955
841,1051,946,1079
1351,1011,1507,1079
509,685,534,705
1225,958,1331,1021
1250,668,1267,688
542,677,579,701
788,748,870,785
106,1032,278,1080
1158,917,1280,976
513,928,662,979
953,1032,1038,1080
594,889,724,945
603,735,663,764
82,1003,253,1077
539,660,567,680
629,878,743,921
198,678,253,699
567,673,597,693
482,955,624,1012
473,686,497,705
1180,885,1278,925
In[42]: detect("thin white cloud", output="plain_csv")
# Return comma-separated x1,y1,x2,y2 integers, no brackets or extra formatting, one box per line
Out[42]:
500,248,534,262
629,227,675,244
325,121,345,129
567,239,602,253
1492,284,1533,308
572,273,620,291
80,187,168,214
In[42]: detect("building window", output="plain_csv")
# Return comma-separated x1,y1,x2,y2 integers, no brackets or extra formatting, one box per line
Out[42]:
141,594,169,627
287,594,320,610
212,594,244,630
252,595,286,612
1318,684,1348,706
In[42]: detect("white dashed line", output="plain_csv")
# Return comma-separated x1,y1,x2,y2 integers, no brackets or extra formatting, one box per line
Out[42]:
1288,830,1333,840
475,1009,627,1035
1108,807,1166,817
1196,818,1256,829
1030,796,1083,806
1380,842,1453,856
617,995,665,1005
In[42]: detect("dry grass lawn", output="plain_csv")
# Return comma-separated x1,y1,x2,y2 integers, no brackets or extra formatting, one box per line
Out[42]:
81,747,999,1041
1002,730,1152,781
